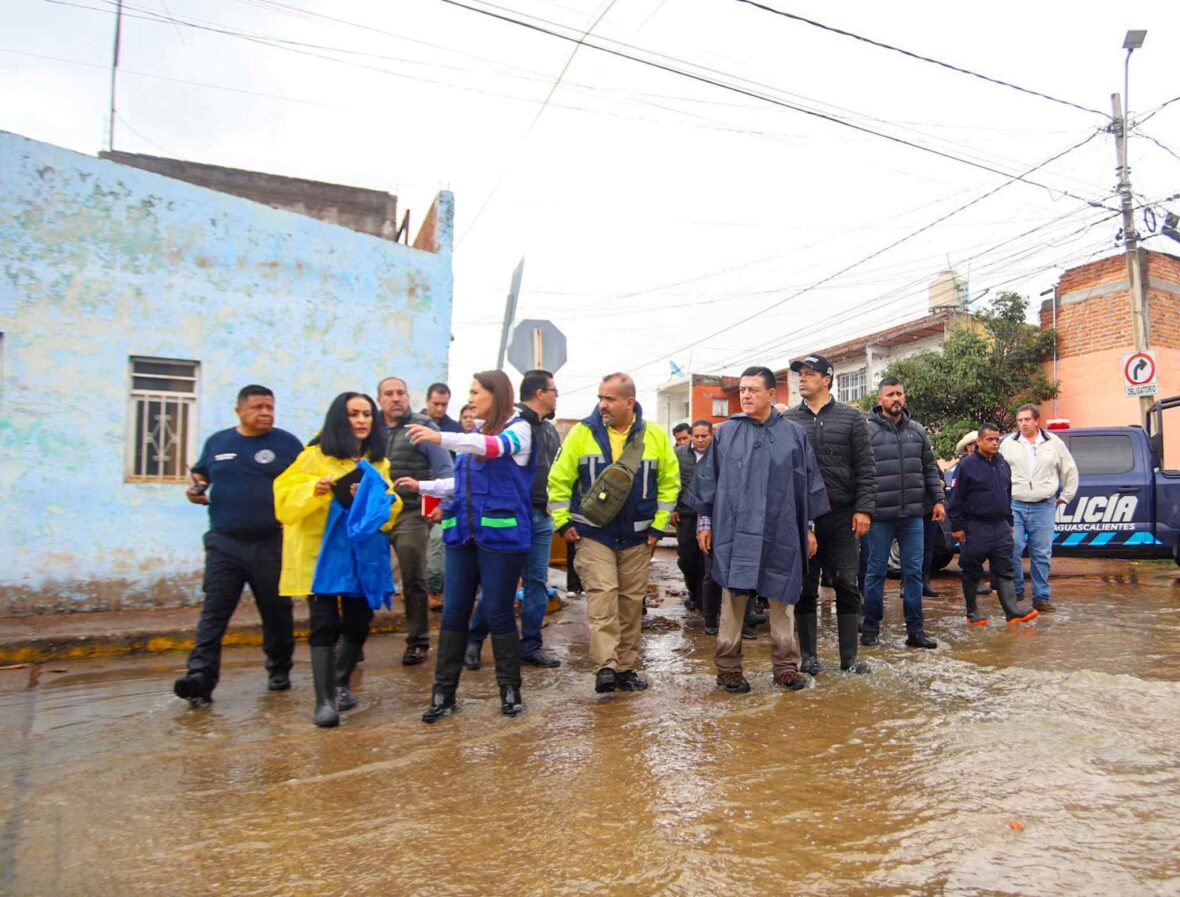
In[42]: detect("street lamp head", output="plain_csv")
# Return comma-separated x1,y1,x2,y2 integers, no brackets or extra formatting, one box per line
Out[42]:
1123,30,1147,51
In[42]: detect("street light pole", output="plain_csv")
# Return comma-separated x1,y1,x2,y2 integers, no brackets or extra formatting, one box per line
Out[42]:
1111,29,1152,418
106,0,124,152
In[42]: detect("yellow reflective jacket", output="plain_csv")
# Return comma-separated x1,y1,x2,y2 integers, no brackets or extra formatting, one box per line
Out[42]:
273,445,401,598
548,403,679,550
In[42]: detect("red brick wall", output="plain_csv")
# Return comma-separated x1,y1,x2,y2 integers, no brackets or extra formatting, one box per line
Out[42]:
1042,251,1180,358
1149,251,1180,350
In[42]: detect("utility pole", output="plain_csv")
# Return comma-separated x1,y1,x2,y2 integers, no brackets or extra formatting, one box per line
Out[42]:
106,0,124,152
1111,29,1152,418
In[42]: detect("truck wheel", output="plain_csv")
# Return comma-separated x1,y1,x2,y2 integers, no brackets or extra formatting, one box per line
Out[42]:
932,546,954,573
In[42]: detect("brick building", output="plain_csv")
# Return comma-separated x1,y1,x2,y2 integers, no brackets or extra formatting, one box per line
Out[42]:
656,372,790,434
1041,250,1180,429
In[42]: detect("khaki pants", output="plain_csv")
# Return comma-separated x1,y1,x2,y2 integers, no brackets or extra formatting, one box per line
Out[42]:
715,589,800,678
574,538,650,672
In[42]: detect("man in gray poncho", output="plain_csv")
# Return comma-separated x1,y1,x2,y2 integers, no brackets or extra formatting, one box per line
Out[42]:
687,366,830,693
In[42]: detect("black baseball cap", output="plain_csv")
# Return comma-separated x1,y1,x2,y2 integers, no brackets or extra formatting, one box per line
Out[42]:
790,354,834,378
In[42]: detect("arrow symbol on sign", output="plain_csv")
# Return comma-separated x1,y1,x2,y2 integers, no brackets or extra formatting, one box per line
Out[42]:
1133,359,1148,379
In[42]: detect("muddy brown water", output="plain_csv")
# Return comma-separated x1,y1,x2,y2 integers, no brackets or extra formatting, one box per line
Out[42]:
2,553,1180,896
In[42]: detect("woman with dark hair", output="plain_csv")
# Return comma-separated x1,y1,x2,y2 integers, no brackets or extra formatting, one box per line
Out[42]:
399,370,534,721
458,403,477,433
274,392,402,727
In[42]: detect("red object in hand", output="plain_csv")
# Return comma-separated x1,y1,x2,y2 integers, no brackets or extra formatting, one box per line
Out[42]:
422,495,440,516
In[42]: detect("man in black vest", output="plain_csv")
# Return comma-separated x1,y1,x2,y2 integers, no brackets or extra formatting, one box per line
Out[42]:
672,420,713,614
378,376,454,665
466,370,563,669
784,354,876,675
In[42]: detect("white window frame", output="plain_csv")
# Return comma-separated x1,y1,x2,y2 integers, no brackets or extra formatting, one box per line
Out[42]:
838,367,867,404
125,356,199,482
712,397,729,418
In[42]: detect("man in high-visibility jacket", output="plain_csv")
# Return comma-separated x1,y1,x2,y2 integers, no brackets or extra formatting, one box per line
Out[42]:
549,372,680,695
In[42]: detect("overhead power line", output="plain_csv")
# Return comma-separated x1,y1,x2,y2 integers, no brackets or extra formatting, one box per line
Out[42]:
55,0,1115,209
1135,94,1180,129
458,0,622,246
731,0,1106,118
701,208,1118,374
1137,131,1180,166
559,126,1109,396
434,0,1116,212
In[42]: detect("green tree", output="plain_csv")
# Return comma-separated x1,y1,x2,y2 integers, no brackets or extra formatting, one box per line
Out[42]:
860,292,1058,458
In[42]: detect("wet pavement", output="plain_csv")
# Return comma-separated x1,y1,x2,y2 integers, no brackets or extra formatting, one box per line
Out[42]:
3,551,1180,897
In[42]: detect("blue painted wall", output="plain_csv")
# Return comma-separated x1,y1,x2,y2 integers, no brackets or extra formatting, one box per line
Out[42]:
0,131,454,613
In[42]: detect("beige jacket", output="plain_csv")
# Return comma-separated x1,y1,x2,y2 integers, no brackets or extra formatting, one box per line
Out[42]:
998,429,1079,504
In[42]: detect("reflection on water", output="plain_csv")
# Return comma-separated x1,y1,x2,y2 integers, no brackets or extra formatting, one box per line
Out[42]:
2,557,1180,896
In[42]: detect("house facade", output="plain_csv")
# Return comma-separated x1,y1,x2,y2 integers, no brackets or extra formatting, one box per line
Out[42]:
656,372,789,434
782,308,976,406
0,131,454,613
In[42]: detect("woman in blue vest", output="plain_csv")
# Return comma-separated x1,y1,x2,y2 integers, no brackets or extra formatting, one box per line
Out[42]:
401,370,535,722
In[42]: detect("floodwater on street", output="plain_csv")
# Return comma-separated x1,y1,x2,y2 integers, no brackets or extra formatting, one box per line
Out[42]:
3,552,1180,897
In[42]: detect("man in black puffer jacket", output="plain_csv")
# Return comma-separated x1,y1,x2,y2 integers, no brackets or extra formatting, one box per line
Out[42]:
862,377,945,650
784,354,876,676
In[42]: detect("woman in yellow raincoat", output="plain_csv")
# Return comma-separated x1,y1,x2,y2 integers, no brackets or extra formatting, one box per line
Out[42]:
274,392,401,728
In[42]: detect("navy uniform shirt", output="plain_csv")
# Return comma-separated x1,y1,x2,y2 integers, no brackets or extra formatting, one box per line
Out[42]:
191,427,303,540
946,450,1014,530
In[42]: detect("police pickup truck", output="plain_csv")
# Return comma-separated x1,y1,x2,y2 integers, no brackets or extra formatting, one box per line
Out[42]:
922,395,1180,572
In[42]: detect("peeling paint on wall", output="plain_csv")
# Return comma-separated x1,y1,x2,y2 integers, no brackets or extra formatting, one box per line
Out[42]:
0,130,455,614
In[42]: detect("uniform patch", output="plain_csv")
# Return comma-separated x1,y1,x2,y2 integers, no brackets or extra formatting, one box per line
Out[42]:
254,449,276,464
214,453,237,461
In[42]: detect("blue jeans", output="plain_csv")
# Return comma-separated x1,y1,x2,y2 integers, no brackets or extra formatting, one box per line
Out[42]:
1012,499,1056,601
469,508,553,654
440,542,527,636
863,516,925,635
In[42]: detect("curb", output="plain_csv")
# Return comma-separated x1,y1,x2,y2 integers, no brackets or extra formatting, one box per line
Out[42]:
0,615,408,665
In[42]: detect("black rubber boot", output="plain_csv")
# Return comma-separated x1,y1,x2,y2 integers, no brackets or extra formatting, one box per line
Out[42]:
422,630,467,723
334,639,363,711
492,631,524,717
310,646,340,728
961,578,989,625
463,639,483,671
796,611,819,676
837,614,869,674
996,579,1038,623
922,575,940,598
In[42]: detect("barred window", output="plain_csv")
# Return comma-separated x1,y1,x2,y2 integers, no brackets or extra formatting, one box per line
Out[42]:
838,367,867,404
126,357,199,482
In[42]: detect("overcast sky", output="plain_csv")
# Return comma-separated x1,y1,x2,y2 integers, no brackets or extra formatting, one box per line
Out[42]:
6,0,1179,418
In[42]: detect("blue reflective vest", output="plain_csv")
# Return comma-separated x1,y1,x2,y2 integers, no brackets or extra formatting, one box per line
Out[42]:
442,417,535,553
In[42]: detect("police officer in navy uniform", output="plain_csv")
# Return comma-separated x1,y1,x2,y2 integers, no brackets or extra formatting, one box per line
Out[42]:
173,385,304,707
946,422,1039,625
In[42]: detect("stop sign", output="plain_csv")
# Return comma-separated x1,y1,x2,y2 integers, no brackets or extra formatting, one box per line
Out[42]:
507,319,567,374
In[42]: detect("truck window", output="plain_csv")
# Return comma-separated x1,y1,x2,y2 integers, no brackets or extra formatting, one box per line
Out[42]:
1066,434,1135,476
